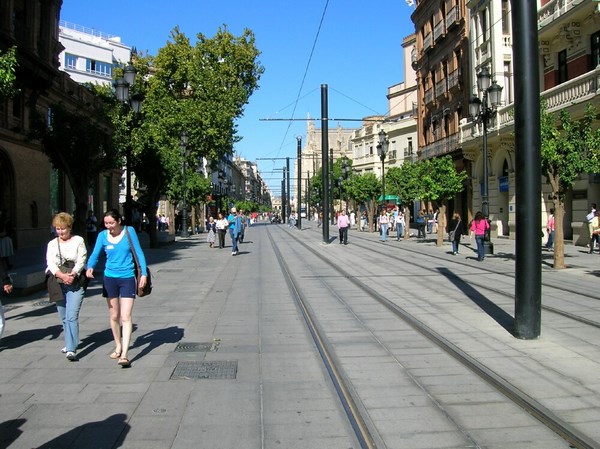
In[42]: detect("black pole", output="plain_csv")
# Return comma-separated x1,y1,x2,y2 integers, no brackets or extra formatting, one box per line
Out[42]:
513,0,541,339
321,84,329,243
482,91,493,254
330,147,334,225
281,177,286,223
286,157,291,224
125,144,132,225
297,137,302,229
381,155,386,210
306,171,310,220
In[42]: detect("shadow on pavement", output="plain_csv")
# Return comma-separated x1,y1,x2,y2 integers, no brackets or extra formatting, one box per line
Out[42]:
0,418,26,449
130,325,184,363
0,325,62,351
437,267,514,334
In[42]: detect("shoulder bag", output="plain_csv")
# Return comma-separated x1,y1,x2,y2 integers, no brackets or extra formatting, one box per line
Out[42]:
125,227,152,297
448,220,460,242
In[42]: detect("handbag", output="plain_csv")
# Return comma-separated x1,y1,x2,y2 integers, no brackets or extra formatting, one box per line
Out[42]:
52,238,88,291
125,227,152,297
448,220,460,242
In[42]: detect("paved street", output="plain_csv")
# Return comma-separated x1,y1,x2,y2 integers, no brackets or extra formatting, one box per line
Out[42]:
2,222,600,448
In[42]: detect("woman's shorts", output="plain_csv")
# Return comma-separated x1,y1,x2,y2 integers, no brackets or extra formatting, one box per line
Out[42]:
103,276,136,299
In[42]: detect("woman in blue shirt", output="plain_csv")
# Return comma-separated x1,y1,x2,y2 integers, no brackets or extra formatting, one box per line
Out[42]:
86,209,148,367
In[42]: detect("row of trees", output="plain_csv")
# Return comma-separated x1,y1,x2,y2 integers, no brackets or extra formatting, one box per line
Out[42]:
307,101,600,269
33,26,264,247
309,155,467,246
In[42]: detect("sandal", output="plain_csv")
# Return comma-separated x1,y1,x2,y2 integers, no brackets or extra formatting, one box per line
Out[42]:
109,350,122,359
117,357,131,367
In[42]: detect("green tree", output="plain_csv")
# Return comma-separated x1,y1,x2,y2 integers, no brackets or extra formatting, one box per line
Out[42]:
345,173,381,232
541,101,600,269
117,26,263,248
420,156,467,246
31,91,118,239
386,162,423,239
0,46,18,99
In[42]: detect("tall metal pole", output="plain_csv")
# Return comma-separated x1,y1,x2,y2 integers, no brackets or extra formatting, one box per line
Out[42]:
482,91,493,254
306,171,310,220
281,177,286,223
297,137,302,229
513,0,541,339
321,84,329,243
381,156,386,209
125,145,132,225
330,147,334,225
286,157,291,224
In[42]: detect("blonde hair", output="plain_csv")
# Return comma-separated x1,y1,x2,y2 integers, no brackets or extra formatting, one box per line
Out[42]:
52,212,74,229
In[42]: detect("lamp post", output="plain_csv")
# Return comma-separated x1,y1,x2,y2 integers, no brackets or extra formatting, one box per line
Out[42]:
115,62,143,226
469,67,503,255
377,130,389,210
180,132,190,237
342,158,350,214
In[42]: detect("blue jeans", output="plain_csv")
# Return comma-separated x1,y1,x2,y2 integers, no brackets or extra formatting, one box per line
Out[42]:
0,298,5,340
475,235,485,260
380,223,388,241
452,240,459,254
396,224,404,240
55,284,85,352
546,231,554,249
229,230,239,253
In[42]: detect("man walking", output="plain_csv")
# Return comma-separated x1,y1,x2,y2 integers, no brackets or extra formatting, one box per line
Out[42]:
337,209,350,245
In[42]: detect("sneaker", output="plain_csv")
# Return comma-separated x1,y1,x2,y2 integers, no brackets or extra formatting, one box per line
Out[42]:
66,351,77,361
61,347,67,353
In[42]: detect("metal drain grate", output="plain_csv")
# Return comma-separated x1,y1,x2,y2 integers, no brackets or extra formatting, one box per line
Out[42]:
2,305,21,312
174,342,212,352
33,300,53,307
170,361,238,380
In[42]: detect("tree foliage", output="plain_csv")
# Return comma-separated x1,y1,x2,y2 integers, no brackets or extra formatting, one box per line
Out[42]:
0,46,19,99
345,172,381,231
113,26,264,247
541,101,600,268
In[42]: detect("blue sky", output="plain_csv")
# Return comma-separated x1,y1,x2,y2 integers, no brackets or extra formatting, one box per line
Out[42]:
60,0,416,193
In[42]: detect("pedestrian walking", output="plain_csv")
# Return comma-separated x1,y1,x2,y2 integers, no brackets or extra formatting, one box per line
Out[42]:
545,208,555,250
206,216,216,248
46,212,87,361
0,257,14,341
216,213,228,249
349,210,356,229
470,211,490,261
227,207,242,255
86,210,98,249
86,209,148,368
337,210,350,245
416,210,426,238
0,209,14,270
448,212,464,255
395,208,405,240
379,209,390,242
589,210,600,254
238,210,247,243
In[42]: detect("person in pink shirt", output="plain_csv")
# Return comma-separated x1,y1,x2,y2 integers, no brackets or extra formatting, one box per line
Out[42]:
337,210,350,245
470,211,490,261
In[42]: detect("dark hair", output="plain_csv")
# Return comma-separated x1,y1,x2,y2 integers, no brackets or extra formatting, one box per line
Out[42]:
474,211,484,221
104,209,122,222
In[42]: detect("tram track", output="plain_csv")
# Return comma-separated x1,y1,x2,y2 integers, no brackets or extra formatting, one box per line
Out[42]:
268,225,599,449
331,228,600,329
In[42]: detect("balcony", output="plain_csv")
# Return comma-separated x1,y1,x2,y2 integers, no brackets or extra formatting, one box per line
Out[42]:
420,134,459,159
447,68,460,91
434,21,445,42
538,0,586,31
435,78,448,99
424,87,435,106
446,5,460,29
423,33,433,52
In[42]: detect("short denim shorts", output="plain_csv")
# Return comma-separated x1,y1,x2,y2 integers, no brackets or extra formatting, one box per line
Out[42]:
103,276,136,299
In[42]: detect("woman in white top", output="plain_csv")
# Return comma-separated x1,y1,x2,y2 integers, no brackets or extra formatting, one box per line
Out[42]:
215,213,229,249
379,209,390,242
46,212,87,361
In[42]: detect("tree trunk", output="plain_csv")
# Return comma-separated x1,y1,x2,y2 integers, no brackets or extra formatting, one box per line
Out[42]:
553,198,566,269
145,188,161,249
366,199,377,232
404,209,411,240
73,185,89,244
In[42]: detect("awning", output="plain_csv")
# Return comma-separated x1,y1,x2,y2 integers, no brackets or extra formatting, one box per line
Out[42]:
378,195,400,202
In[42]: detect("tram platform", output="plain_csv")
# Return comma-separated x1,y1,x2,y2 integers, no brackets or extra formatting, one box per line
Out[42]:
1,222,600,448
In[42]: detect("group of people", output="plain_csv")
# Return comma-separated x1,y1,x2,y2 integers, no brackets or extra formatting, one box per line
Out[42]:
1,209,149,367
205,207,247,255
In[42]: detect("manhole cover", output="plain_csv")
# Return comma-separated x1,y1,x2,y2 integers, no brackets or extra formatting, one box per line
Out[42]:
170,361,237,380
174,342,212,352
33,300,53,307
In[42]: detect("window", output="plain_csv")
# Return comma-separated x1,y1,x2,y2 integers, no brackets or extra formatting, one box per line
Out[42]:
592,31,600,70
85,59,112,77
557,50,568,84
65,53,77,70
501,0,510,35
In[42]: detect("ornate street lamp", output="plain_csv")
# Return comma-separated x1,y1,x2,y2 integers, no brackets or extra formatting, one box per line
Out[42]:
469,67,503,255
377,129,389,209
114,62,143,226
180,131,190,238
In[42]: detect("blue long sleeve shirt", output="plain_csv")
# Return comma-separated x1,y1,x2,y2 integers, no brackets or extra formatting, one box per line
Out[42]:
87,226,147,278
